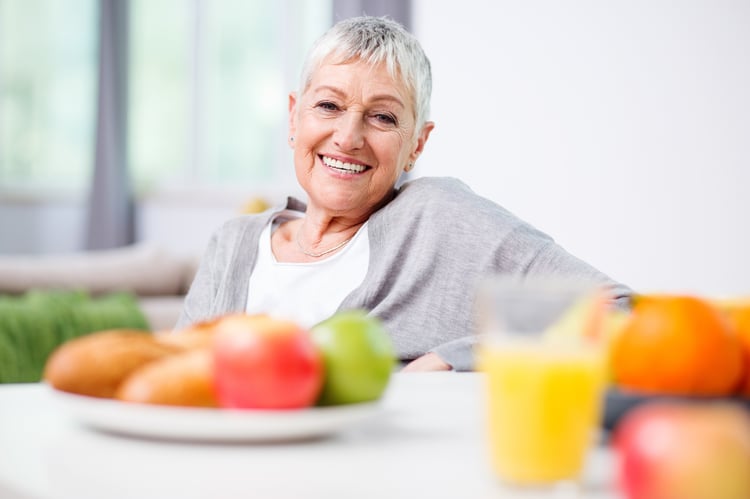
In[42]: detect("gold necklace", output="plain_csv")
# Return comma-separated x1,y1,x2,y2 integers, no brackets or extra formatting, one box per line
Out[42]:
295,229,354,258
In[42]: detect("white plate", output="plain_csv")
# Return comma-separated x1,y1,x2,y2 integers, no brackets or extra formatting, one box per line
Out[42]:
51,388,383,443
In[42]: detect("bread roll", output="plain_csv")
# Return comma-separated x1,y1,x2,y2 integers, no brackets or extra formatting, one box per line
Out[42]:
44,330,179,398
154,318,221,351
116,349,218,407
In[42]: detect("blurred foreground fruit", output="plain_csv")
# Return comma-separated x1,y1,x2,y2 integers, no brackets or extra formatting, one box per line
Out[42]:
542,291,608,343
311,310,395,405
614,402,750,499
611,295,744,396
542,291,629,382
714,298,750,398
212,314,323,409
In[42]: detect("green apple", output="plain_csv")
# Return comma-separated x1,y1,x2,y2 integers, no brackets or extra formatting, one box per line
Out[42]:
310,310,395,405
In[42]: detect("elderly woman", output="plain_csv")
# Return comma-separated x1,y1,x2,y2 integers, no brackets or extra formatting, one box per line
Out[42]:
176,16,630,372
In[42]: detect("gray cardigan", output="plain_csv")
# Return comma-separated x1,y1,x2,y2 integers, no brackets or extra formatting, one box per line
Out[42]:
177,176,631,371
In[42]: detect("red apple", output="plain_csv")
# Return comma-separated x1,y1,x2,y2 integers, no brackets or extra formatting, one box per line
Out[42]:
212,314,323,409
614,401,750,499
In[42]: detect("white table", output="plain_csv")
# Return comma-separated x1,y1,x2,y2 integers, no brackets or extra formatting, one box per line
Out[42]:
0,372,619,499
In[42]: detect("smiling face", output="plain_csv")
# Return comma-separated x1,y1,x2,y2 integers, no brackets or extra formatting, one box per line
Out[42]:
289,58,433,222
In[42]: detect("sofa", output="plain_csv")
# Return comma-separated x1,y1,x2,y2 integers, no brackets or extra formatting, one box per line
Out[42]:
0,243,198,331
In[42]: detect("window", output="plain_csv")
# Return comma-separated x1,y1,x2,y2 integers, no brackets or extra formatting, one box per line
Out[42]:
0,0,98,194
0,0,331,196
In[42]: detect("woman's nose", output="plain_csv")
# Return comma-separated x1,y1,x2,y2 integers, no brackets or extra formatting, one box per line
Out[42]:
333,112,365,151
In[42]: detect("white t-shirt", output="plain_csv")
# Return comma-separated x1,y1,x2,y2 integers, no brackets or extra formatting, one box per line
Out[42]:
245,212,370,328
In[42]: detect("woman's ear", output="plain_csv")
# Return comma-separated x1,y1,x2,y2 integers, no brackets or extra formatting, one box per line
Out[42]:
288,92,298,147
410,121,435,162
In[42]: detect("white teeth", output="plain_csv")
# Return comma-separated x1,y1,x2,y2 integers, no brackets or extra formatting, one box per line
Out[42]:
322,155,366,173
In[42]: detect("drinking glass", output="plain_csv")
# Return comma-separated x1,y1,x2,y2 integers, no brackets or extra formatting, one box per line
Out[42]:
475,277,608,490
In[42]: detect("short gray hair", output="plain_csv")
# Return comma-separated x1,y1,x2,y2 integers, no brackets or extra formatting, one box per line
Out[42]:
298,16,432,129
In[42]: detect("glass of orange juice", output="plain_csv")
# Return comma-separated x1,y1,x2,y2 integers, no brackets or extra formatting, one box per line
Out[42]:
475,277,608,490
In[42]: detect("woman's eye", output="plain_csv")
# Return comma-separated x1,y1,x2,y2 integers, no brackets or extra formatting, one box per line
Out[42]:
374,113,397,125
316,101,339,112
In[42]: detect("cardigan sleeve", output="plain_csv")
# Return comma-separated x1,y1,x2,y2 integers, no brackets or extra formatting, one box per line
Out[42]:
175,230,221,330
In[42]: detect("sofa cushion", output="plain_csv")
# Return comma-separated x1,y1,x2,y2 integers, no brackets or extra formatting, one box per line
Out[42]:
0,290,149,383
0,243,195,297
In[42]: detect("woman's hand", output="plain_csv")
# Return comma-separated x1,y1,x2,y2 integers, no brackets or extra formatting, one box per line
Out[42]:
401,352,451,372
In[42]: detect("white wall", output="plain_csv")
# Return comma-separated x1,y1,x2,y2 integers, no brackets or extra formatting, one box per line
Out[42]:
413,0,750,296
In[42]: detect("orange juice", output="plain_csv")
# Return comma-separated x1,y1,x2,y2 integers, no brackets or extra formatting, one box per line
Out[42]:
478,341,606,484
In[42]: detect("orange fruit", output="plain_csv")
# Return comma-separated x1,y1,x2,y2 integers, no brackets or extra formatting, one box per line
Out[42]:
611,295,744,396
714,299,750,398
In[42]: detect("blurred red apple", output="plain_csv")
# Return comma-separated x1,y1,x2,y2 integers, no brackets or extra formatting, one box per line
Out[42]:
212,314,323,409
614,401,750,499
